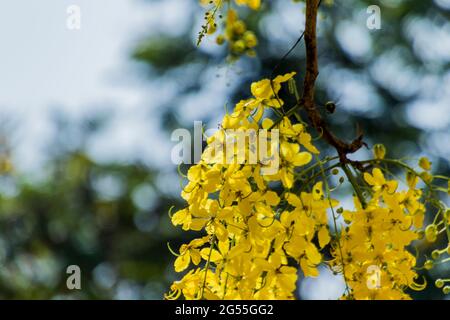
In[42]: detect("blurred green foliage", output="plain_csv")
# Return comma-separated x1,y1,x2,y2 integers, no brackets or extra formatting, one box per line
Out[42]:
0,116,189,298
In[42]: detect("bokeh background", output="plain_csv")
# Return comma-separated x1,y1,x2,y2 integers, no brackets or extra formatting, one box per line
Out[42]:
0,0,449,299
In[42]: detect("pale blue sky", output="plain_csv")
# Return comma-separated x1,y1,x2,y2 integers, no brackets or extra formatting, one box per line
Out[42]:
0,0,148,111
0,0,187,176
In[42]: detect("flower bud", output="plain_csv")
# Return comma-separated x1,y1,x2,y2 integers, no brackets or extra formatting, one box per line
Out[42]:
418,157,432,171
431,250,440,260
406,171,418,188
443,286,450,295
332,168,339,175
373,144,386,160
425,224,437,243
435,279,444,288
216,35,225,45
243,31,257,48
232,40,246,54
233,21,246,35
424,260,434,270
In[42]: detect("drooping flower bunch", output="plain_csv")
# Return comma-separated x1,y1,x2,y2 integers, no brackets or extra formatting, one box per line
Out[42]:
166,71,450,300
167,72,331,300
332,168,426,299
168,0,450,300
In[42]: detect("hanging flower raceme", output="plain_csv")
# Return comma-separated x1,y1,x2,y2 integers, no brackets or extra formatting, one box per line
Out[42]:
331,168,426,299
167,69,450,299
169,0,450,300
167,73,336,300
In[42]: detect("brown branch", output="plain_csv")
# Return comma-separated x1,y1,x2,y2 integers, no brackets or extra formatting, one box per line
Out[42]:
300,0,364,164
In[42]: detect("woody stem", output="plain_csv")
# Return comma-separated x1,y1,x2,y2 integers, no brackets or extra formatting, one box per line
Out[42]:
301,0,365,164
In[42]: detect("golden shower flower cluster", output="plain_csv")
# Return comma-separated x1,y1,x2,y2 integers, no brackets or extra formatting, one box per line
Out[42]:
332,168,426,299
169,0,450,300
167,72,450,300
167,72,332,299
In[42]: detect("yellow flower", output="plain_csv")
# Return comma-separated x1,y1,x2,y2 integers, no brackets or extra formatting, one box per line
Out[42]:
250,72,296,104
281,141,312,166
174,237,209,272
266,141,312,188
418,157,432,171
171,208,192,231
284,235,321,277
364,168,398,194
279,117,320,154
264,266,298,298
318,226,331,248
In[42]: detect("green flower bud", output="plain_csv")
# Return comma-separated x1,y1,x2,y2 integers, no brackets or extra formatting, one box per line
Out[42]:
418,157,432,171
424,260,434,270
233,21,246,35
332,168,339,175
373,144,386,160
431,250,440,260
425,224,437,243
435,279,444,288
232,40,246,54
243,31,258,48
406,171,417,187
443,286,450,295
216,35,225,45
